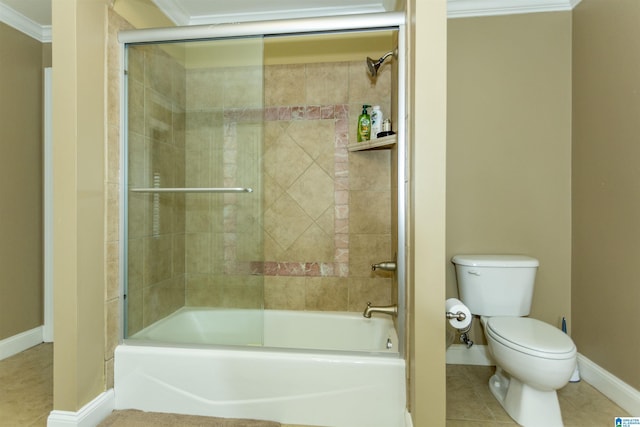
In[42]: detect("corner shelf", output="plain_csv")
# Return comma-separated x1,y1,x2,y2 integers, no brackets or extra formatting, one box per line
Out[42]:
347,134,397,152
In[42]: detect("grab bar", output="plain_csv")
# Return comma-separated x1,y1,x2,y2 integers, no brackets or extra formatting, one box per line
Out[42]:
130,187,253,193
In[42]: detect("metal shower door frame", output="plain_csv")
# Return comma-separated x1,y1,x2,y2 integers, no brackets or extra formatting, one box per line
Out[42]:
118,11,407,356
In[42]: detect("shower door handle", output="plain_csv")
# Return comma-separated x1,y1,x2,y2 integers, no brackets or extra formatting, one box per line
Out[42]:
130,187,253,193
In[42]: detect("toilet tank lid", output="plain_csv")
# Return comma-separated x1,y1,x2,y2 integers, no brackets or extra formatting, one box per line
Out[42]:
451,254,539,267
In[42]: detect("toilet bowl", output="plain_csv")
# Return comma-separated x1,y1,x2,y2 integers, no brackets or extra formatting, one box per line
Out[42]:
482,316,577,427
484,317,576,389
452,254,578,427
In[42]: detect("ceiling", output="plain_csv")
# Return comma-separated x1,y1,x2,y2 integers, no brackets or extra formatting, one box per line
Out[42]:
0,0,581,42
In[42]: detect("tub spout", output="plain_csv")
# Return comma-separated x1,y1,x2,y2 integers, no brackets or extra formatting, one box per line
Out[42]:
371,261,396,271
363,302,398,318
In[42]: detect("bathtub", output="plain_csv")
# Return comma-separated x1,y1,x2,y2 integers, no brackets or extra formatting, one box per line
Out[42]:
114,307,406,427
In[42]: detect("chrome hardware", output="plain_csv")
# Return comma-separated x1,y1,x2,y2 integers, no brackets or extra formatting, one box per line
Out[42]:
460,332,474,348
446,311,467,321
363,302,398,318
371,261,396,271
130,187,253,193
386,338,393,349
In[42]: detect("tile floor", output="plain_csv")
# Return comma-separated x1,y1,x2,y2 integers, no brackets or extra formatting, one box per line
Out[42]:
446,364,630,426
0,343,52,426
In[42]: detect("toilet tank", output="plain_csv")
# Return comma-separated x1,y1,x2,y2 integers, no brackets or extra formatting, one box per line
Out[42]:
451,255,539,316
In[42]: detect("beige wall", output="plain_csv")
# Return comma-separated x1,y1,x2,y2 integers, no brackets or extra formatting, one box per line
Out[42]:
43,42,52,67
0,23,45,340
572,0,640,390
52,0,107,411
446,12,573,343
407,0,447,425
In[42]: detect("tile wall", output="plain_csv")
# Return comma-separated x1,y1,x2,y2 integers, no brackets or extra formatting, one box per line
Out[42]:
126,43,187,335
261,61,394,312
183,62,264,309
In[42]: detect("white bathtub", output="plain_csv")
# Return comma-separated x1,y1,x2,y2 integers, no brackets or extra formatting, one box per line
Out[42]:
127,307,399,352
115,308,406,427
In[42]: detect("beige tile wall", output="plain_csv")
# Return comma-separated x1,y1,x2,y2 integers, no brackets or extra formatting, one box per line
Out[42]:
183,63,265,309
126,42,187,336
262,61,394,312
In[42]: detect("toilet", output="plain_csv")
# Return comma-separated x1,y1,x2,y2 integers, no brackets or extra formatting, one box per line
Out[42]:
452,254,576,427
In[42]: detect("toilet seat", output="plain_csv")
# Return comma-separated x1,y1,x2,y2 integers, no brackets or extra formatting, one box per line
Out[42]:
486,317,576,360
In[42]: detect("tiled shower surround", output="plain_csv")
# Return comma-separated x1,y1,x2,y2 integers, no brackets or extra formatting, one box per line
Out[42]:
126,42,394,336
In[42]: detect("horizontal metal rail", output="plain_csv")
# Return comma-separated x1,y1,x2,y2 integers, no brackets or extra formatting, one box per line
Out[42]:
130,187,253,193
118,12,404,44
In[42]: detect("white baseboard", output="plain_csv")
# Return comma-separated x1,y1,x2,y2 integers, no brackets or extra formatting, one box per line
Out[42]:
0,326,43,360
446,344,495,366
577,354,640,416
47,390,115,427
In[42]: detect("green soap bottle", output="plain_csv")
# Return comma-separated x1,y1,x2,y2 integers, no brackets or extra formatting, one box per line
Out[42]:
357,104,371,142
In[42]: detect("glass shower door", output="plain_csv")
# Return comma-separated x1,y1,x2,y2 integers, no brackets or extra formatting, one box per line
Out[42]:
124,37,265,346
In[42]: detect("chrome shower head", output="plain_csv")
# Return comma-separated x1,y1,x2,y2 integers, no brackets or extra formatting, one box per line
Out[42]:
366,50,395,78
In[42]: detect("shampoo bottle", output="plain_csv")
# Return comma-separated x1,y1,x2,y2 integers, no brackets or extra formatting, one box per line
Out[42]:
370,105,383,139
357,105,371,142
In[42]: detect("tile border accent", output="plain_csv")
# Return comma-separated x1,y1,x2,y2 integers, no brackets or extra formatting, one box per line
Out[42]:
263,104,350,278
188,104,352,279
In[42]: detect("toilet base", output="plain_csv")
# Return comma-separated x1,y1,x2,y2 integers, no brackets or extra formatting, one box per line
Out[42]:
489,368,564,427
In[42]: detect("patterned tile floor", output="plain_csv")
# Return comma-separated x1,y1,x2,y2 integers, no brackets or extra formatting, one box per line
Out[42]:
446,364,630,426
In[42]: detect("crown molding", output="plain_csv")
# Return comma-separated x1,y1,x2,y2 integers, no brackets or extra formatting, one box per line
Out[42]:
189,5,385,26
153,0,387,26
153,0,583,25
0,2,50,42
0,0,584,41
448,0,582,18
151,0,191,26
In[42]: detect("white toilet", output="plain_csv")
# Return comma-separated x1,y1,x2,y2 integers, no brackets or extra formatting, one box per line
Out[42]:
452,254,577,427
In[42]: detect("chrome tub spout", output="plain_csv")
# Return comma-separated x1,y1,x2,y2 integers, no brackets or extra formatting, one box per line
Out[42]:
363,302,398,318
371,261,396,271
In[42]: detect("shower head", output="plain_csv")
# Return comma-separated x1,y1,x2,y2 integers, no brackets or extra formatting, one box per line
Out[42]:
366,50,395,78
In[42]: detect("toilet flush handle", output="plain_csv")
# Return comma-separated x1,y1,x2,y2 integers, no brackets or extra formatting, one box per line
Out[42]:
468,270,480,276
